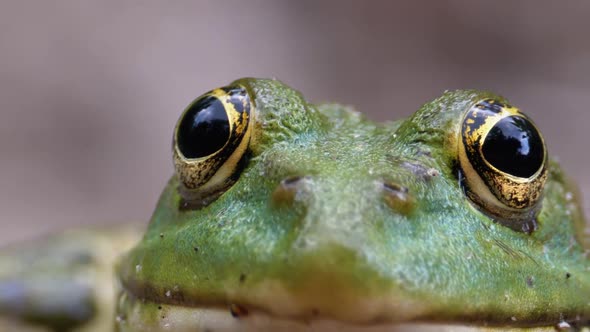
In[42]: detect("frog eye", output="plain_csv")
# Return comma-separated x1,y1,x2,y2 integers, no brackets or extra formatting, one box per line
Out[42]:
173,85,253,196
458,99,547,232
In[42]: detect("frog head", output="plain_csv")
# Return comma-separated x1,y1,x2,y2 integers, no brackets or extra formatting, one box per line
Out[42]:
116,78,590,330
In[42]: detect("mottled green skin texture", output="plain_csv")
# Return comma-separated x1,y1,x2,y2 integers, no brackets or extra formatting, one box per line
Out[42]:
118,78,590,327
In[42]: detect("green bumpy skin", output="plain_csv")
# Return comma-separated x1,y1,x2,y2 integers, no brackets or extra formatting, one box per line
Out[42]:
117,78,590,329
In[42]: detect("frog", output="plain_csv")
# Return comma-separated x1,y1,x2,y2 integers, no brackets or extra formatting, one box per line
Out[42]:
0,78,589,332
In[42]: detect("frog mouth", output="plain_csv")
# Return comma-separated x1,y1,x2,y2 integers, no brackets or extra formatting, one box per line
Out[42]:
115,291,564,332
117,242,590,330
116,283,578,332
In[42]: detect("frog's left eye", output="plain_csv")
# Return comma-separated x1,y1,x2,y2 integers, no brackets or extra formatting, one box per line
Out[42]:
458,99,547,232
173,85,253,198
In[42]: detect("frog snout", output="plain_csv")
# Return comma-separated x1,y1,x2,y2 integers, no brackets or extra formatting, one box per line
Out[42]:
270,173,416,218
255,175,423,322
268,173,418,252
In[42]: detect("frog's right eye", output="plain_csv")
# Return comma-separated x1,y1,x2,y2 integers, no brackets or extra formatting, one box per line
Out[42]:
458,99,547,233
173,85,254,197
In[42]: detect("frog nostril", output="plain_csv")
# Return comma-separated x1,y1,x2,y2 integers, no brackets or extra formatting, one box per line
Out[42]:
282,175,305,186
381,181,416,215
271,176,310,208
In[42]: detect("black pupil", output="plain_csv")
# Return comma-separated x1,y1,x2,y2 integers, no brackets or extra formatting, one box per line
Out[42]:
482,116,544,178
177,96,230,158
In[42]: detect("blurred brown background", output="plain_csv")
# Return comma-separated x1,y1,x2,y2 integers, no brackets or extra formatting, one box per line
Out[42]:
1,1,589,243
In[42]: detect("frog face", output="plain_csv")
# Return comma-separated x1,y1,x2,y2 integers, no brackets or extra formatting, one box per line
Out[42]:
117,78,590,330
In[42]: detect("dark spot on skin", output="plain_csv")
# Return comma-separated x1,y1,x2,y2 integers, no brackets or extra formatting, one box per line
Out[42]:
230,304,249,318
427,168,439,177
526,276,534,288
239,274,246,283
566,272,571,279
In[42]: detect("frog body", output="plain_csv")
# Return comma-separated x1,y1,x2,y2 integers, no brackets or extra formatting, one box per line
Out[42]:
1,78,589,331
